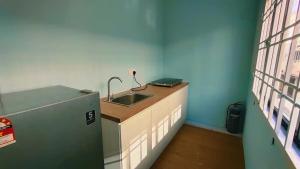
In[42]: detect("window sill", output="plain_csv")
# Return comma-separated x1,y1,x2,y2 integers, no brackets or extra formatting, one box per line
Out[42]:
287,145,300,168
278,125,287,146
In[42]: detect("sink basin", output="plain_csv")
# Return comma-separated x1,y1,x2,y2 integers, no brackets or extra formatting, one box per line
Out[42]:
110,93,152,106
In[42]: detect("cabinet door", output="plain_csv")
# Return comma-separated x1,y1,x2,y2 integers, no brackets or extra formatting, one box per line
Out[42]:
102,118,122,169
150,86,189,164
168,86,188,135
150,97,171,164
119,108,152,169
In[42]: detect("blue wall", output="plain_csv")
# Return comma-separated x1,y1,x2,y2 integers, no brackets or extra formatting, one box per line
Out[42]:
0,0,260,131
243,96,295,169
0,0,164,96
163,0,260,130
1,0,295,168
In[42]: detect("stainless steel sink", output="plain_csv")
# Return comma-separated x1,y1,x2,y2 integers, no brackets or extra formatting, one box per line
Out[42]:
110,93,152,106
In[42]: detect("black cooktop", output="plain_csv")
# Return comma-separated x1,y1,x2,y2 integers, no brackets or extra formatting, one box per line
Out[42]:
149,78,183,87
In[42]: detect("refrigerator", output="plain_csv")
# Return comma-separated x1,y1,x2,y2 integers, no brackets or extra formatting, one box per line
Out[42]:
0,86,104,169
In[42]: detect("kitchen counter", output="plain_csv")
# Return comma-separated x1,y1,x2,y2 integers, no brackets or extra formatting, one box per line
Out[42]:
100,82,189,123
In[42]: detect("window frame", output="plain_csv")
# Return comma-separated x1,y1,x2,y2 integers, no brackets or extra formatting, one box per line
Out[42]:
252,0,300,167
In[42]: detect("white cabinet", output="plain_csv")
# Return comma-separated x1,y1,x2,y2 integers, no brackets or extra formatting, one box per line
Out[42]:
168,86,188,137
102,85,188,169
150,86,188,164
150,97,170,164
120,108,152,169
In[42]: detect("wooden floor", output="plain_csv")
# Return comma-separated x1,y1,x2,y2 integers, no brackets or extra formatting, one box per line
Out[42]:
151,124,245,169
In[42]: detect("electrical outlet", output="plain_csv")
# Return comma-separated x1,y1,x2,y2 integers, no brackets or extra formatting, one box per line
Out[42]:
128,68,136,76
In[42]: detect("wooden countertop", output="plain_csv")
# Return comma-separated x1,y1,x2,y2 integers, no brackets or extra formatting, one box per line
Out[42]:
100,82,189,123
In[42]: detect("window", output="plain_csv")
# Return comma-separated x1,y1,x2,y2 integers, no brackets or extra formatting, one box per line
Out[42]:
294,46,300,61
287,75,296,97
252,0,300,167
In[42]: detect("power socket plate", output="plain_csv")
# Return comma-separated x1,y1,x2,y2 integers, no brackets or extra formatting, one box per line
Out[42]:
128,68,136,76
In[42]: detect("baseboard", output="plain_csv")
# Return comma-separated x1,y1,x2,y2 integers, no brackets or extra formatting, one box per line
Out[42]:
185,120,242,138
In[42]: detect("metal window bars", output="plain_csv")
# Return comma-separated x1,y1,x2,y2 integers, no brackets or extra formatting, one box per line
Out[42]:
253,0,300,167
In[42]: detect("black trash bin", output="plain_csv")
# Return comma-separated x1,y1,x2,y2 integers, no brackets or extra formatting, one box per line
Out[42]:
226,102,245,134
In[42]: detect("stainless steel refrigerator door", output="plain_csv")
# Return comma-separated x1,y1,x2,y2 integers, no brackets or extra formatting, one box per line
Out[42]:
0,93,104,169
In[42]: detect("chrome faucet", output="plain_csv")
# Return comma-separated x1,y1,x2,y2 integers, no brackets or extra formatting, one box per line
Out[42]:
107,76,123,102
